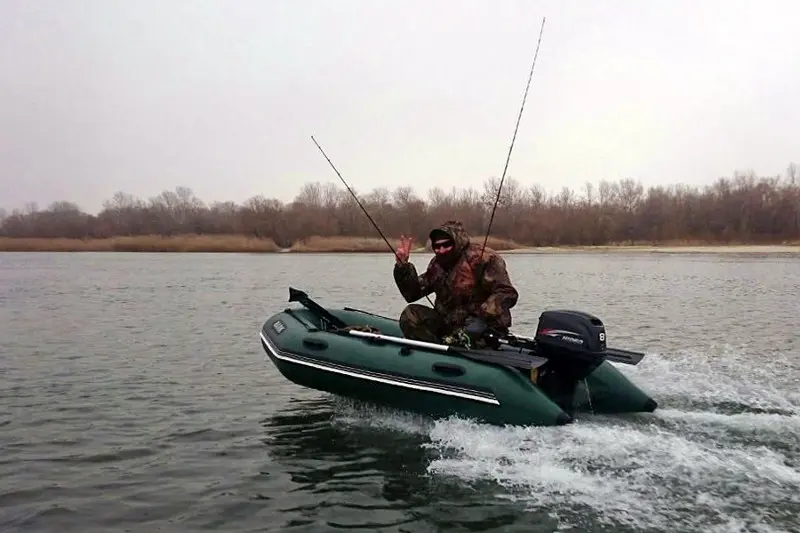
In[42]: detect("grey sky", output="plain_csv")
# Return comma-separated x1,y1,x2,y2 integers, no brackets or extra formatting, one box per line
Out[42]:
1,0,798,214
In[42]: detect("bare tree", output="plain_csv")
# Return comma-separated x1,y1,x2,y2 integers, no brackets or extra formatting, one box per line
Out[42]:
3,164,799,246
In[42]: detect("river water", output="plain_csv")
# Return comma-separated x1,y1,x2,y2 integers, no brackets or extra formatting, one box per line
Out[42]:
1,251,798,533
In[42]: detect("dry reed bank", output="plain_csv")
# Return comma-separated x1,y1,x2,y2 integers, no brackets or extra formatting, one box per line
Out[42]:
2,165,799,252
0,235,280,253
2,235,798,254
0,235,519,253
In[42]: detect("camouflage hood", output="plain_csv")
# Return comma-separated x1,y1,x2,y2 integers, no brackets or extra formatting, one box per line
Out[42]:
428,220,470,268
428,220,470,252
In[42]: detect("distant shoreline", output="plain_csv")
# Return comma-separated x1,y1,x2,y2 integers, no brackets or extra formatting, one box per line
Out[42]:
1,235,799,254
502,244,800,254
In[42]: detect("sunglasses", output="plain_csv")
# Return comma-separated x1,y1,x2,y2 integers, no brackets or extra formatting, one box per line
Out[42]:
432,240,454,251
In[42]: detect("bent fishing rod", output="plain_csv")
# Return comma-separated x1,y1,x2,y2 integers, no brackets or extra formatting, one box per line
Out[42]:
479,16,546,264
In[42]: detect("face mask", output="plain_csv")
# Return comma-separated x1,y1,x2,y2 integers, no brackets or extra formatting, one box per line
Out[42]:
432,239,454,255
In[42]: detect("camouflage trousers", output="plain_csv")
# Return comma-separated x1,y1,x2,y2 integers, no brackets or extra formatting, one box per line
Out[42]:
398,304,450,343
399,304,506,348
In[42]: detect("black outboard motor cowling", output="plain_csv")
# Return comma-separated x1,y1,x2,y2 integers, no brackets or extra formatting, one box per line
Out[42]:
534,310,609,414
535,310,607,359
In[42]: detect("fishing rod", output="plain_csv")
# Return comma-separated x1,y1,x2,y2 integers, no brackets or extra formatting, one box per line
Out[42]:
479,16,547,263
310,17,546,315
310,135,438,309
310,135,398,258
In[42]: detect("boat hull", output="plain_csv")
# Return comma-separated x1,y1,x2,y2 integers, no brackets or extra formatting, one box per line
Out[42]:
259,306,657,427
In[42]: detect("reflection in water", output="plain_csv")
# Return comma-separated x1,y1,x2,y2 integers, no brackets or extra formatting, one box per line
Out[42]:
259,397,562,533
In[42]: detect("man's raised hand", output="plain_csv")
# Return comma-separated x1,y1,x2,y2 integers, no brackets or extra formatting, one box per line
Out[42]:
396,235,413,264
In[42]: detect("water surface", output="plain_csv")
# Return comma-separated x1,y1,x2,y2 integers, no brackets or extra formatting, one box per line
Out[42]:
1,251,798,532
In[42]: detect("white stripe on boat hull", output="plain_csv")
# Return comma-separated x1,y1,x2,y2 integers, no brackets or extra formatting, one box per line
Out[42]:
259,331,500,406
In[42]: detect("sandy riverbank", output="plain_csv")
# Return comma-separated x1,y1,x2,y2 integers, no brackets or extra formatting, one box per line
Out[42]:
1,235,799,254
502,244,800,254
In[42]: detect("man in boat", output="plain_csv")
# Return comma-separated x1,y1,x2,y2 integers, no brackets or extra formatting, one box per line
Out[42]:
392,220,519,348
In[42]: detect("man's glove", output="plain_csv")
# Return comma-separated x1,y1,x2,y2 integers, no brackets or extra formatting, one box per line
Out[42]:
463,316,488,339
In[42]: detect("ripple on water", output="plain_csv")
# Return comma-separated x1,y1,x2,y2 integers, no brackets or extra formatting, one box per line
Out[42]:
0,252,798,533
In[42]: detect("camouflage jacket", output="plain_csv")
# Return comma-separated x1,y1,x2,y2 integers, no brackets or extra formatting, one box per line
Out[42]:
393,221,519,332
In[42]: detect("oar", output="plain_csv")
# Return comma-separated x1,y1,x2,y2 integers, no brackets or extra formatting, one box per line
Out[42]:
288,287,348,329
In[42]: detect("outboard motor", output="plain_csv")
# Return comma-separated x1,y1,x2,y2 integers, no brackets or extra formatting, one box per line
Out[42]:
533,310,608,414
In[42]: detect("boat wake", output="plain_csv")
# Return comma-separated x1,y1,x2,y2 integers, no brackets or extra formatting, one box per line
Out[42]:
330,344,800,533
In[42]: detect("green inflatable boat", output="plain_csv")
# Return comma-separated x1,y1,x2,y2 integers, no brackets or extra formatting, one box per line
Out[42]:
259,287,658,427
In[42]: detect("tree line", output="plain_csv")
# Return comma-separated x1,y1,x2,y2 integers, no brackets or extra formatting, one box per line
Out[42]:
2,163,799,247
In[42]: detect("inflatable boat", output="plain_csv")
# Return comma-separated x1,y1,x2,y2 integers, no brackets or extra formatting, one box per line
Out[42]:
258,287,657,427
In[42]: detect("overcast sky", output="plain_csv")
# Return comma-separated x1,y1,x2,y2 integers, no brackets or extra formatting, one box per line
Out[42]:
1,0,798,214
